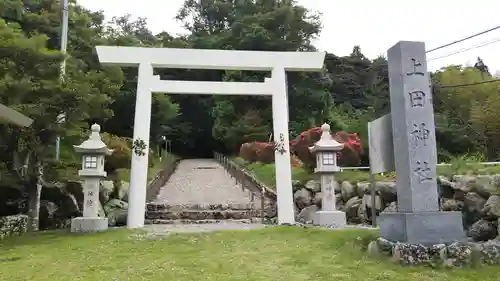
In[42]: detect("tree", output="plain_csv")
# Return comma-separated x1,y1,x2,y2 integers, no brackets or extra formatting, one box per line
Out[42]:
0,0,123,230
433,65,500,160
175,0,332,152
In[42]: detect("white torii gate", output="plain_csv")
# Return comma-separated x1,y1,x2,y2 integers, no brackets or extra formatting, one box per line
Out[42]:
95,46,325,228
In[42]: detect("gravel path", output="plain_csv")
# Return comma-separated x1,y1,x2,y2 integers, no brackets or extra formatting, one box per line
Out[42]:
153,159,254,205
143,222,267,235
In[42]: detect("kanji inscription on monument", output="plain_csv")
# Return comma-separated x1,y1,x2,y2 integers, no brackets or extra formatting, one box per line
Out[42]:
378,41,464,245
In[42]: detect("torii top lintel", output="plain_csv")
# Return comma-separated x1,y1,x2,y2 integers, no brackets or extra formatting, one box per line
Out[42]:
95,46,326,72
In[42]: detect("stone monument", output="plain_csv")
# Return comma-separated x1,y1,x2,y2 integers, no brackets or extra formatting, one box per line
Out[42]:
309,123,347,228
71,123,113,233
378,41,465,245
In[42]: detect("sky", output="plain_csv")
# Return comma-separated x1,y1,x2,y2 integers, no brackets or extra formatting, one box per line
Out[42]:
77,0,500,73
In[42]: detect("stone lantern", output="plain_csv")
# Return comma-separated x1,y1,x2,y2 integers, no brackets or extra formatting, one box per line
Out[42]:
309,123,347,228
71,123,113,233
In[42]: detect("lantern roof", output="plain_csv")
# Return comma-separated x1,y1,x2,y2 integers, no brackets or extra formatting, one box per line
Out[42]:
309,123,344,153
74,123,113,155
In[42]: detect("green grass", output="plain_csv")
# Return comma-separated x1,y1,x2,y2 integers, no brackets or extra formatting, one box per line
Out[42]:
232,156,500,189
114,153,178,183
0,227,498,281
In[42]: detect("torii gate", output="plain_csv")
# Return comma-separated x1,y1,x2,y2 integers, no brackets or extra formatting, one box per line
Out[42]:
95,46,325,228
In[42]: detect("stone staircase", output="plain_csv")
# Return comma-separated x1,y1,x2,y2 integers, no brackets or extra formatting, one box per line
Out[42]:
145,203,262,224
145,159,267,225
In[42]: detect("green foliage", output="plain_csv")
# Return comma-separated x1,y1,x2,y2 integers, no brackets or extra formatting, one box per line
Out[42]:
101,133,132,174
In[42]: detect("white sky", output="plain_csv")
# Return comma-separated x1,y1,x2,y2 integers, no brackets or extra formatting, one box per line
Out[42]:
78,0,500,73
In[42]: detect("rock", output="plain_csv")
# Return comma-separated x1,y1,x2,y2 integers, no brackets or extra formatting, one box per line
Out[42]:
362,194,383,211
340,181,355,201
437,176,455,198
467,219,497,241
480,241,500,265
453,189,467,201
356,182,370,197
344,196,362,220
429,244,447,261
264,199,277,218
473,175,497,199
447,242,473,266
333,180,341,193
304,180,320,193
367,241,382,257
440,198,463,211
103,199,128,215
292,180,303,193
382,202,398,213
313,192,322,208
0,214,28,240
100,180,114,204
482,195,500,219
454,175,481,193
376,237,394,251
39,200,60,230
375,181,397,203
464,192,487,225
293,188,312,209
357,201,367,223
63,181,84,207
111,181,129,202
464,192,487,212
392,243,430,265
296,205,318,223
41,184,80,218
108,209,128,226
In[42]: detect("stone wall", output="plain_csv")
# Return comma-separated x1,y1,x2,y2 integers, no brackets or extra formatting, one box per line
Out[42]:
0,214,28,240
293,175,500,242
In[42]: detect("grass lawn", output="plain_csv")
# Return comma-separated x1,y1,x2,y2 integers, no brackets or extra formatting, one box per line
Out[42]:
232,157,500,189
0,227,497,281
114,153,178,183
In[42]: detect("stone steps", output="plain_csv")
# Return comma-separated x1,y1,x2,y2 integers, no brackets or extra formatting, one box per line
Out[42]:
146,203,260,212
145,209,262,220
145,218,262,225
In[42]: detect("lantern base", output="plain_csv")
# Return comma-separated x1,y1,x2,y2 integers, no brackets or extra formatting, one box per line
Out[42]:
313,210,346,228
71,217,108,233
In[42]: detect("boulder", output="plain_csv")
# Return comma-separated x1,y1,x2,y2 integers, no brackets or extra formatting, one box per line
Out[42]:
474,175,497,199
454,175,481,193
356,182,370,197
344,196,362,219
103,199,128,215
375,181,397,203
440,198,463,211
100,180,114,204
362,194,383,212
482,195,500,219
296,205,318,223
340,181,355,201
293,188,312,209
304,180,320,193
467,219,497,241
108,209,128,227
382,202,398,213
313,192,322,208
437,176,455,198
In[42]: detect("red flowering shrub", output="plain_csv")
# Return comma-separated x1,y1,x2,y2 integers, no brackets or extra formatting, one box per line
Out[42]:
239,142,275,163
239,141,304,166
290,127,364,170
239,142,257,162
